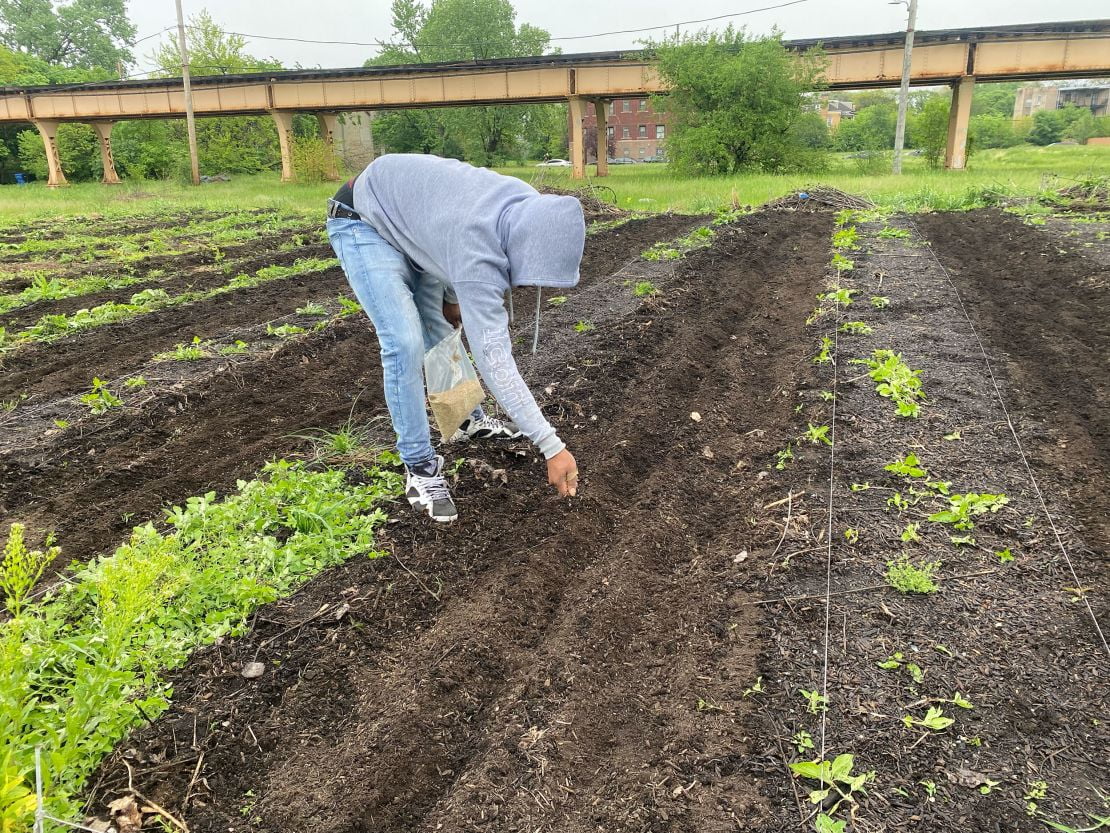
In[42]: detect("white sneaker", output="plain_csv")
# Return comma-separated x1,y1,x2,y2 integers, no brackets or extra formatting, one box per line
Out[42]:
449,415,523,443
405,455,457,522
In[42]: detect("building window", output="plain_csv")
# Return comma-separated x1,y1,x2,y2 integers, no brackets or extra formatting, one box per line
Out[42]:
608,101,614,115
655,124,665,139
638,146,645,155
638,125,647,138
607,126,614,137
622,100,631,112
622,126,630,138
639,99,647,110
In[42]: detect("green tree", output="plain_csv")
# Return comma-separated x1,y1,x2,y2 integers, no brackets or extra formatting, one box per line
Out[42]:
791,110,831,150
910,94,951,168
16,122,100,179
0,0,134,70
149,9,279,76
971,82,1021,117
834,101,897,152
970,113,1021,149
369,0,561,165
1028,106,1095,145
649,27,826,175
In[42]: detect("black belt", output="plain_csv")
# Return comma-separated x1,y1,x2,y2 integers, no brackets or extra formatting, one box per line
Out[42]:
327,199,361,221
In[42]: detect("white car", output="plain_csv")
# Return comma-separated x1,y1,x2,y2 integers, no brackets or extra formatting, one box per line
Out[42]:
535,159,571,167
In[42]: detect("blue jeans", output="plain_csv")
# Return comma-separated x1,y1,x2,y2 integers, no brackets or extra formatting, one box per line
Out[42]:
326,215,483,467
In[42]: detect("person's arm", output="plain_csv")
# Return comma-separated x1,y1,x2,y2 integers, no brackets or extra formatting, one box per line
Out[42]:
454,279,563,458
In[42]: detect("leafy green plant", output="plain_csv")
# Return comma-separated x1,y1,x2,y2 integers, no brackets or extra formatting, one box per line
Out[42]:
851,350,925,418
903,706,954,731
885,555,940,594
870,296,890,309
218,340,250,356
789,754,875,831
641,242,682,261
574,320,595,333
799,688,828,714
548,295,568,306
296,301,327,316
155,335,209,362
877,652,924,684
633,280,659,297
838,321,872,335
832,226,859,250
821,287,857,306
814,335,834,364
878,226,911,239
830,252,854,272
774,445,794,471
996,547,1014,563
901,522,922,543
79,377,123,414
741,676,764,698
793,730,814,754
337,297,363,316
1,524,58,616
804,423,831,446
266,322,307,338
928,492,1009,531
844,528,859,544
52,419,70,429
124,376,147,389
885,453,927,478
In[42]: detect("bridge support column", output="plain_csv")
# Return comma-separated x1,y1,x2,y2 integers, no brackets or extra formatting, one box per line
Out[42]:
593,99,608,177
568,96,587,180
90,121,121,184
31,120,67,187
945,76,975,170
315,113,342,181
269,110,297,183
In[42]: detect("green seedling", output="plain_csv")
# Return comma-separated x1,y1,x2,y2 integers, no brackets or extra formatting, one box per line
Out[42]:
573,320,595,333
819,390,835,401
79,377,123,414
296,301,327,316
773,445,794,471
793,730,814,754
978,778,1001,795
1,395,26,413
266,322,307,338
927,480,952,495
920,780,938,798
885,453,927,478
789,754,875,829
155,335,208,362
696,697,724,712
548,295,567,306
844,528,859,544
948,692,974,709
850,483,870,492
878,226,912,239
832,226,859,250
821,287,856,306
641,242,682,261
928,492,1009,531
124,376,147,389
799,688,828,714
218,340,249,356
887,492,908,511
337,297,363,316
814,335,834,364
901,522,922,543
804,423,831,446
52,419,70,429
830,252,854,273
633,280,659,297
903,706,954,731
870,296,890,309
943,429,961,440
996,548,1014,563
950,534,977,547
1,523,59,616
1024,781,1049,817
742,676,764,698
877,652,924,684
834,209,856,227
851,350,925,418
885,555,940,594
806,306,828,325
838,321,872,335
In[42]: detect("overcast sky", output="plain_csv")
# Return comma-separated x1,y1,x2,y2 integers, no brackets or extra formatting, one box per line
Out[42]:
127,0,1107,75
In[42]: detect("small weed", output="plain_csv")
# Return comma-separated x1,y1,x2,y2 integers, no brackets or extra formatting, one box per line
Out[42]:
266,322,307,338
337,297,363,316
814,335,834,364
217,340,249,356
885,555,940,594
830,252,854,273
887,492,909,511
844,528,859,544
155,335,209,362
789,754,875,831
877,652,924,684
804,423,831,446
774,445,794,471
885,453,927,478
52,419,70,429
901,522,922,543
928,492,1009,531
641,243,682,261
878,226,912,239
548,295,567,306
870,296,890,309
851,350,925,418
633,281,659,297
832,226,859,250
696,697,724,712
2,523,59,615
793,730,814,754
943,429,961,441
79,377,123,414
821,287,857,306
742,676,764,698
996,547,1014,563
573,320,595,333
850,483,870,492
950,534,977,547
124,376,147,389
820,390,835,401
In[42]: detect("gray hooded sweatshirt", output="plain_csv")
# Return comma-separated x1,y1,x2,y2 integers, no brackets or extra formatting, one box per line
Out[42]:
352,154,585,460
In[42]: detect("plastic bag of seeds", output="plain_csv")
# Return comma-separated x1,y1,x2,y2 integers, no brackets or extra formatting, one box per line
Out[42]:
424,328,484,439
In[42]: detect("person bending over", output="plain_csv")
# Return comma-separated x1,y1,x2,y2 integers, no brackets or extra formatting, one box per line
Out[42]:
326,153,583,522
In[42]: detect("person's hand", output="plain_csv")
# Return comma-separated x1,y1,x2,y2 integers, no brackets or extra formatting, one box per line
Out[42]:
547,448,579,497
443,301,463,328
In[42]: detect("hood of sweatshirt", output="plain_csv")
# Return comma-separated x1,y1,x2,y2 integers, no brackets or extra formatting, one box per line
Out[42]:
500,193,585,290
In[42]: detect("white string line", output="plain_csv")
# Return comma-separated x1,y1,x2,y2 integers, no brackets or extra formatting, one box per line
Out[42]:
908,218,1110,662
818,277,842,763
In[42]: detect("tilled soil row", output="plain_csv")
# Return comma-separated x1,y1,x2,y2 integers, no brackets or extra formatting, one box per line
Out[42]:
86,210,835,833
0,266,350,402
579,213,709,280
0,231,328,330
0,211,232,245
0,317,382,569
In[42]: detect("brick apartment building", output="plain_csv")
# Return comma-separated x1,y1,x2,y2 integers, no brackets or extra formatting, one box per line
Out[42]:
1013,83,1110,119
578,97,671,161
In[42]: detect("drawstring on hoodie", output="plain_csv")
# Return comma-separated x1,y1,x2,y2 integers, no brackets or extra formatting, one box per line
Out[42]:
506,288,514,325
532,287,542,355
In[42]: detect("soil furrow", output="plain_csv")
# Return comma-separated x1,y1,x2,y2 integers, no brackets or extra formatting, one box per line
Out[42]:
86,210,834,833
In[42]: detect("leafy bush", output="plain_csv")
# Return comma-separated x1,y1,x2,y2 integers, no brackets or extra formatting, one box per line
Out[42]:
292,135,341,183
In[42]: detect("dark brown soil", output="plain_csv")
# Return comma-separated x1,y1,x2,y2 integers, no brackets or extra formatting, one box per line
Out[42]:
578,214,708,280
86,210,835,833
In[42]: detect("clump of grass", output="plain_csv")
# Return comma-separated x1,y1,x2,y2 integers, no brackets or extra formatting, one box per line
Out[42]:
885,555,940,594
633,281,659,298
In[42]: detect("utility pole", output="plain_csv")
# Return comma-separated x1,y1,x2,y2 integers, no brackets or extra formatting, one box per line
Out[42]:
891,0,918,175
175,0,200,185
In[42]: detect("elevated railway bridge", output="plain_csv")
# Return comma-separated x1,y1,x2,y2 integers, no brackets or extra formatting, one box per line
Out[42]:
1,20,1108,185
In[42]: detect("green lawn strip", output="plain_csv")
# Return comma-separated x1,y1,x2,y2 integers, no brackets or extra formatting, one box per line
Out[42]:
0,458,402,829
1,256,337,353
